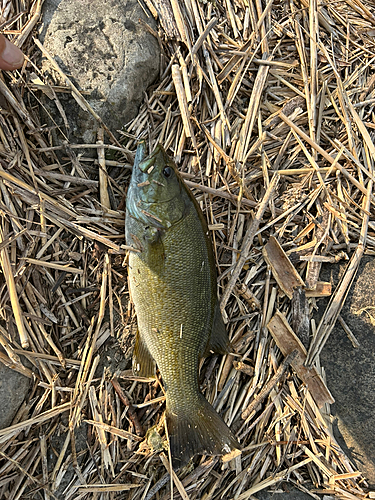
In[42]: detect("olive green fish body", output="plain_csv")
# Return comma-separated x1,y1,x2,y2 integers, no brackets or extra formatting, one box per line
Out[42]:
126,142,239,467
129,207,212,389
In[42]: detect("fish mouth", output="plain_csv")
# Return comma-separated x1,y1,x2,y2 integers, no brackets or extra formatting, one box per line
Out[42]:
137,190,176,205
138,144,165,173
137,197,174,211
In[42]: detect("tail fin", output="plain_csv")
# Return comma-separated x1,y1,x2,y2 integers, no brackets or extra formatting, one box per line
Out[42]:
166,393,240,469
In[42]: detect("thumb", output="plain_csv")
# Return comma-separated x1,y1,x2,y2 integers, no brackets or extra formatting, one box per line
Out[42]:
0,34,24,70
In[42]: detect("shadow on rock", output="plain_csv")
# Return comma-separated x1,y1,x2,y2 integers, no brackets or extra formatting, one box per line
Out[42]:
317,256,375,487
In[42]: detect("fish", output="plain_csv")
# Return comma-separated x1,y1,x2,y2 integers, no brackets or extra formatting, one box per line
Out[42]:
125,141,240,468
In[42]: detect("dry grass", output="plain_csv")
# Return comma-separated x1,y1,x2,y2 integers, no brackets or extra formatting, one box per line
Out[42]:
0,0,375,498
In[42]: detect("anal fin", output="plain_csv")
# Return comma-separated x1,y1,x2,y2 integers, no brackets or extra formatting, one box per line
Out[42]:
204,304,230,356
133,329,156,378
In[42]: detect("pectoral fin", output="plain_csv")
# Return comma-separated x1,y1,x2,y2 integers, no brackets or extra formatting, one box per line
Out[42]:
133,329,156,378
204,304,230,356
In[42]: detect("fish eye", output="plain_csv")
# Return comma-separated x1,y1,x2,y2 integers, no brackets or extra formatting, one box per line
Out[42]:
162,166,173,178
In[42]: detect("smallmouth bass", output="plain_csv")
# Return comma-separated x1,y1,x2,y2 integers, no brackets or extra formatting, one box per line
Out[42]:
125,141,240,468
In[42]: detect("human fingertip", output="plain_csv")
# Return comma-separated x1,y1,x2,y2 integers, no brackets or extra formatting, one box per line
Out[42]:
0,37,24,70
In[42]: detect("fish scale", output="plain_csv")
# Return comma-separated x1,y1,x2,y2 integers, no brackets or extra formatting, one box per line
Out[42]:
130,208,211,394
125,141,240,468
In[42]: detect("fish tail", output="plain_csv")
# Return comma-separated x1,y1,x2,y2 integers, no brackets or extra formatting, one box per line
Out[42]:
166,393,240,469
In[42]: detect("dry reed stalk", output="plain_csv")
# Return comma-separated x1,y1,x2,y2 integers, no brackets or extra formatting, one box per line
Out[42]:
78,484,140,492
88,385,114,475
0,351,33,378
0,403,70,443
220,173,279,311
171,64,196,147
39,434,50,500
0,226,28,348
22,257,84,274
235,61,270,163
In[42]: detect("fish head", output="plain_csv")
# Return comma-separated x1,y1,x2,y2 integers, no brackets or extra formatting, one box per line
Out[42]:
127,142,188,230
137,144,182,205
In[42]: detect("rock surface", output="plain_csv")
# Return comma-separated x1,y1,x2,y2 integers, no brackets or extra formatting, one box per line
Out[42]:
39,0,64,41
41,0,160,143
256,485,316,500
0,362,30,429
319,256,375,487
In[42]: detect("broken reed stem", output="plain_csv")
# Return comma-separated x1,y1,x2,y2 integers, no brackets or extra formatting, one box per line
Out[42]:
235,58,270,163
84,420,141,441
0,351,34,378
39,433,50,500
111,376,144,436
0,226,29,348
22,257,83,274
241,350,298,421
171,64,197,148
338,315,360,348
185,179,257,208
220,173,279,311
97,128,111,210
15,0,43,48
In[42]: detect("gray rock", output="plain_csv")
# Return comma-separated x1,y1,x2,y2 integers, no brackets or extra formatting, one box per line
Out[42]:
41,0,160,143
318,257,375,487
39,0,64,41
0,362,30,428
256,485,317,500
50,422,89,499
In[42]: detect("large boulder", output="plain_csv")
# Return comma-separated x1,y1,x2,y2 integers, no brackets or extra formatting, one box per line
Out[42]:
41,0,160,143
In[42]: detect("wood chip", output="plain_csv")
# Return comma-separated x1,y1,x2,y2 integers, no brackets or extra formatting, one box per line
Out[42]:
267,311,335,408
263,236,305,299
